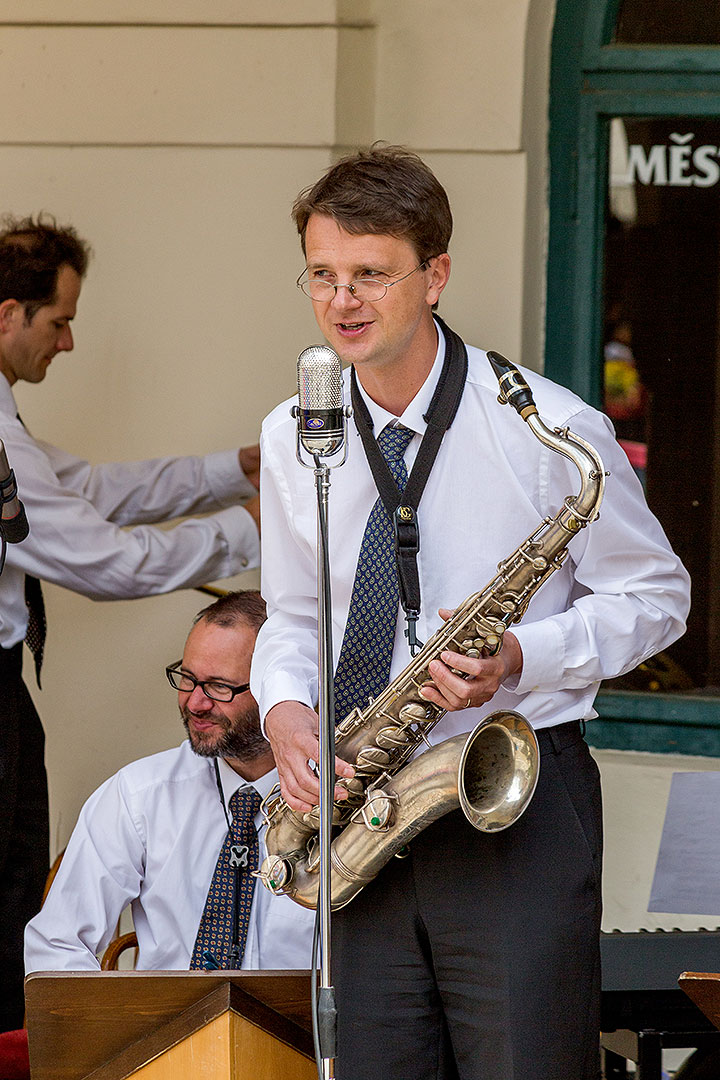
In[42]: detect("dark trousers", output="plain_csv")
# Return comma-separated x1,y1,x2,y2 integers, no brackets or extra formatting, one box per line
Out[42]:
0,644,49,1032
333,722,603,1080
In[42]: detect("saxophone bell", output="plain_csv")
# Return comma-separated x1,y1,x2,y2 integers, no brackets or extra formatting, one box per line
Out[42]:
458,710,539,832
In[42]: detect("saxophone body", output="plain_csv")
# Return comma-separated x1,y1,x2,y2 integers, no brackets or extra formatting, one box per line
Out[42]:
257,353,606,910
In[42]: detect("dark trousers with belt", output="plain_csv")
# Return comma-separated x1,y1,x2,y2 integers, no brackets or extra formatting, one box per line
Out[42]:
333,720,603,1080
0,644,49,1031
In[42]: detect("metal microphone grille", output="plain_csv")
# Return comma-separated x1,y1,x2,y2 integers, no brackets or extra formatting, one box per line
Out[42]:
297,345,343,410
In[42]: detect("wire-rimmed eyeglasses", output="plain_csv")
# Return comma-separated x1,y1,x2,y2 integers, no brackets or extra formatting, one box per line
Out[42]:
165,662,250,702
296,255,442,303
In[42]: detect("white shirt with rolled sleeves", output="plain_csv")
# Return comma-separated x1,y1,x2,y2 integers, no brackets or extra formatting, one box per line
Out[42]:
24,742,314,972
250,327,690,738
0,373,259,649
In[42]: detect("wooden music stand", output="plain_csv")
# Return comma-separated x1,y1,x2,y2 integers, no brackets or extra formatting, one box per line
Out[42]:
24,970,315,1080
679,971,720,1030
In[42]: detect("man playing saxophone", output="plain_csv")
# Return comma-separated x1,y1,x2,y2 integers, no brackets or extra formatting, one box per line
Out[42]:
250,145,690,1080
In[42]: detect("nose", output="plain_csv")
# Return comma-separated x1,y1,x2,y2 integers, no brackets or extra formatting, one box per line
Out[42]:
330,284,363,311
183,684,214,713
58,325,74,351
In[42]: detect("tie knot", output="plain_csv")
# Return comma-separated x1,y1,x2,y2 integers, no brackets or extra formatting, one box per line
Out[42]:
377,423,414,463
229,786,262,828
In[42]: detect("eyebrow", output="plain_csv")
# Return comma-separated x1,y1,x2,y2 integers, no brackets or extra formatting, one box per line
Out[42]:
306,261,394,274
180,665,240,683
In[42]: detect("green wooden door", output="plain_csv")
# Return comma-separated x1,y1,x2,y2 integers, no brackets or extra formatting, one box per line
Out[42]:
548,0,720,753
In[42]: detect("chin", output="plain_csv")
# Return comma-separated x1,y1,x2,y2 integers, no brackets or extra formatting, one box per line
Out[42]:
187,731,221,758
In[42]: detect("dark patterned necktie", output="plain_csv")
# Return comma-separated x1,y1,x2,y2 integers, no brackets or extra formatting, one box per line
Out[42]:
190,785,262,970
333,423,415,724
24,574,46,688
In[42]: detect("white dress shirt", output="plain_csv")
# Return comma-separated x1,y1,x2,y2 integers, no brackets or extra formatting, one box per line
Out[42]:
24,741,315,972
0,374,260,648
251,325,690,738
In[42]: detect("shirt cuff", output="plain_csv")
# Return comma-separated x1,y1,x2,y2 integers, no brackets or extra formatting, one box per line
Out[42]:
213,505,261,572
204,450,257,504
510,619,566,696
257,677,316,737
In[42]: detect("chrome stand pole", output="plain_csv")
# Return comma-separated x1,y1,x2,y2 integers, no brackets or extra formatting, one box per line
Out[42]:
314,457,336,1080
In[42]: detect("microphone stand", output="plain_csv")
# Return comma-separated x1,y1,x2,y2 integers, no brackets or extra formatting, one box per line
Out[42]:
314,452,337,1080
294,412,350,1080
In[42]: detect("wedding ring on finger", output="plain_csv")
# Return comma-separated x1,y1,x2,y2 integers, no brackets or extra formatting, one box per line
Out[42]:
463,697,472,709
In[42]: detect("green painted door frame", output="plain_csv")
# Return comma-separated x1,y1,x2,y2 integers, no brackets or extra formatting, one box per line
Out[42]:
547,0,720,754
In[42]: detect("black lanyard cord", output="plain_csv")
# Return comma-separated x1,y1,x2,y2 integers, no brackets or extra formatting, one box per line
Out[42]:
350,316,468,654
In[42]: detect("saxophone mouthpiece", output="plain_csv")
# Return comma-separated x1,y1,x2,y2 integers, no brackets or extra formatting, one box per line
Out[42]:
487,351,538,421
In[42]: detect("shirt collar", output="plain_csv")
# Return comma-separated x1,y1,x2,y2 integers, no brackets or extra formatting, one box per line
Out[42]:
354,318,446,437
0,372,18,418
216,755,279,807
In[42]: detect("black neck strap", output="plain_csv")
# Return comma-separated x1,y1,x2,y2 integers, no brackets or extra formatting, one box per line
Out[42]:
213,758,232,831
350,315,468,654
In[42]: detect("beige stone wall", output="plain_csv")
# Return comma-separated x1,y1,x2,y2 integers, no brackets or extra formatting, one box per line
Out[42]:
1,0,707,936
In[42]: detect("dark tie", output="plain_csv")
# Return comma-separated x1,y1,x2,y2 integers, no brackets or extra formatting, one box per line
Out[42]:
24,575,46,688
190,786,262,970
333,423,415,724
15,412,47,686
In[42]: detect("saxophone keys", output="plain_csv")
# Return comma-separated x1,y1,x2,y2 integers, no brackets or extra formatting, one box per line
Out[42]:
355,745,392,771
376,725,411,750
255,855,293,894
398,701,433,723
305,835,320,873
358,791,397,831
342,776,367,801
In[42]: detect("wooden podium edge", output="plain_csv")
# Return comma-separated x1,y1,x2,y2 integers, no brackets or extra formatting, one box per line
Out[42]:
679,970,720,1031
24,970,313,1080
83,982,314,1080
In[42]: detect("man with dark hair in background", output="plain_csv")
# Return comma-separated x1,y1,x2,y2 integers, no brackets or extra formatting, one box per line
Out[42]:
0,215,261,1030
251,146,691,1079
25,590,314,973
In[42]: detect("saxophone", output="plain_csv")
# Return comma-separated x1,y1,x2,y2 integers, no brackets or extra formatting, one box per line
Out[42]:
256,353,606,910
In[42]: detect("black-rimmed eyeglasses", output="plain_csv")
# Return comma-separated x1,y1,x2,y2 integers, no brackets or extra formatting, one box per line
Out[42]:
296,256,441,303
165,662,250,702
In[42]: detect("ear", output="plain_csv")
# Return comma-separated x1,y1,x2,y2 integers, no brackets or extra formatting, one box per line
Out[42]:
425,253,451,307
0,298,23,334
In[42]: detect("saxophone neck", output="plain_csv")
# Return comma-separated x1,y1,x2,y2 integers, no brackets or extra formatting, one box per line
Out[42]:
487,351,605,525
526,413,605,525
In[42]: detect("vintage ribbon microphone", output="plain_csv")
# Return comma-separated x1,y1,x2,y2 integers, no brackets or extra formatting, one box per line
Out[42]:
292,345,350,1080
0,438,30,576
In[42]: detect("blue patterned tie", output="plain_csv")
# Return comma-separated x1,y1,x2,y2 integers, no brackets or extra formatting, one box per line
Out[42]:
333,423,415,724
190,785,262,970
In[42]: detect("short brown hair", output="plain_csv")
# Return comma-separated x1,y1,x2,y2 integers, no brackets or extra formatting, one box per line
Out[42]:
292,144,452,262
193,589,267,635
0,213,91,322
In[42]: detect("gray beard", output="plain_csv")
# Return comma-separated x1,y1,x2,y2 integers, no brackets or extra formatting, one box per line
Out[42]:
181,702,269,763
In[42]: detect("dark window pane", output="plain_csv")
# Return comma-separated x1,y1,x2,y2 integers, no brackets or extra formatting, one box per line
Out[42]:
615,0,720,45
604,118,720,694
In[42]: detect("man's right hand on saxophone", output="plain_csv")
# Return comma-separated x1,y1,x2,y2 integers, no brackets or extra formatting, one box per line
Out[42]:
420,617,524,713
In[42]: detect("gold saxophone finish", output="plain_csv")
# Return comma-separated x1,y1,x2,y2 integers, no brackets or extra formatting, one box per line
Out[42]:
257,354,606,910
